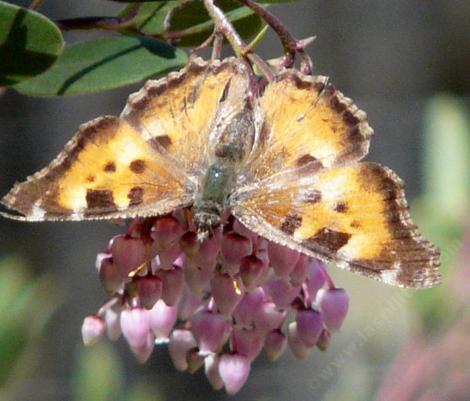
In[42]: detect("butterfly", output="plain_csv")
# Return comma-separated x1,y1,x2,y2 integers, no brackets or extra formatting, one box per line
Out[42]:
0,57,440,288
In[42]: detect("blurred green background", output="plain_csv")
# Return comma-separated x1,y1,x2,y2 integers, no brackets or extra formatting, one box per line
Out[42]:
1,1,470,400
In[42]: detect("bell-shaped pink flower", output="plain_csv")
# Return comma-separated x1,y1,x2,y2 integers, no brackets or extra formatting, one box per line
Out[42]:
240,255,266,290
160,266,184,306
184,262,214,296
81,316,105,346
111,235,147,279
205,354,224,390
316,288,349,331
178,285,203,321
253,302,287,335
105,305,122,341
231,327,263,362
268,242,300,277
136,276,162,309
190,310,231,352
219,354,251,395
180,231,200,256
120,308,151,349
233,220,257,243
289,254,310,287
211,271,244,315
187,229,221,268
168,329,197,371
233,287,265,327
295,309,324,346
98,255,123,294
152,215,184,251
264,275,300,308
305,259,326,299
149,300,177,339
132,332,155,363
221,232,252,274
158,243,182,270
265,329,287,361
287,322,312,359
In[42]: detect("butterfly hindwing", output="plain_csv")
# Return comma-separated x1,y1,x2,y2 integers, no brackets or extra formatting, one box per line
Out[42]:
121,57,250,175
232,162,440,288
247,70,373,181
1,116,191,221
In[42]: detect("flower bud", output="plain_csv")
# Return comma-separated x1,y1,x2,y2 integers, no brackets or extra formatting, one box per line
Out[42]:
136,276,162,309
316,288,349,331
190,311,231,352
149,300,177,339
152,215,184,250
120,308,150,349
289,254,310,287
305,259,326,299
287,322,312,359
233,287,265,327
168,329,197,371
180,231,199,256
264,276,300,308
268,242,300,277
133,332,155,364
184,263,214,296
231,327,263,362
253,302,286,335
111,235,147,279
240,255,266,290
233,220,257,243
211,271,244,315
98,256,124,294
265,329,287,361
219,354,251,395
178,285,203,321
81,316,105,346
295,309,324,346
158,243,182,270
187,229,221,267
105,305,122,341
205,354,224,390
160,266,184,306
221,232,253,274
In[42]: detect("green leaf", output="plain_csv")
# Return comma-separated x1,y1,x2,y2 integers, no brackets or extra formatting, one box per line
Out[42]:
72,343,124,401
14,35,187,96
422,94,470,221
131,0,266,47
0,1,64,86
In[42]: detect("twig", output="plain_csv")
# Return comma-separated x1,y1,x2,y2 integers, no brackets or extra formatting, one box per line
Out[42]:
237,0,313,72
29,0,44,10
203,0,273,81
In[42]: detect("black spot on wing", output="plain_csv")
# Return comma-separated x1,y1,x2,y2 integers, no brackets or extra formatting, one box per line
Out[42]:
280,212,303,235
307,228,351,253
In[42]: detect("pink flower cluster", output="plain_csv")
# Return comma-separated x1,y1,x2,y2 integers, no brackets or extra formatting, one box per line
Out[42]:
82,210,349,395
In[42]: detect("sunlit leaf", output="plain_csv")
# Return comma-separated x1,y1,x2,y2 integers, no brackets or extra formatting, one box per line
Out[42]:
14,35,187,96
0,1,64,86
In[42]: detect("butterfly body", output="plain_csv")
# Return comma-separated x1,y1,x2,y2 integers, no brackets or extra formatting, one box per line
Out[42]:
0,57,441,288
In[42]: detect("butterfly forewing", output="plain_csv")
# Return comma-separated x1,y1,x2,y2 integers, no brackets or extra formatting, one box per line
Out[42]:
246,70,373,182
1,116,192,221
121,57,250,176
